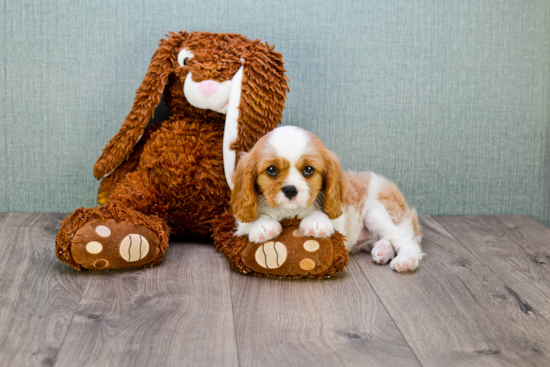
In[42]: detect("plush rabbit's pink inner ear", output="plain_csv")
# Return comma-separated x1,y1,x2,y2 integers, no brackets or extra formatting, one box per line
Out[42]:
223,63,244,190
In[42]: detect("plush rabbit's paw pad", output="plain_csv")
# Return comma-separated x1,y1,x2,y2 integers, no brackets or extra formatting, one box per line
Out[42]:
389,254,419,272
71,219,161,270
248,219,283,243
371,239,394,264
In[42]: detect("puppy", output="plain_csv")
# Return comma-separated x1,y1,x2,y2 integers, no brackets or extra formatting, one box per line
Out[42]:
231,126,423,272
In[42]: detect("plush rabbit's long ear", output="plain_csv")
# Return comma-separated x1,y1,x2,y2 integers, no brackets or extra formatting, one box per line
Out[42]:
223,42,289,190
93,33,185,179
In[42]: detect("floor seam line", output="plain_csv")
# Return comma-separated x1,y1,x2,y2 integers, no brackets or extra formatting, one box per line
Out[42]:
350,253,425,367
51,274,90,367
226,260,243,367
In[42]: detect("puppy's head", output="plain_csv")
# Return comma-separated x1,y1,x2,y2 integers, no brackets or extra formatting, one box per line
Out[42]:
231,126,346,222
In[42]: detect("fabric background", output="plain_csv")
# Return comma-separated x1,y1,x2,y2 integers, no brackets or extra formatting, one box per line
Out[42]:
1,0,549,226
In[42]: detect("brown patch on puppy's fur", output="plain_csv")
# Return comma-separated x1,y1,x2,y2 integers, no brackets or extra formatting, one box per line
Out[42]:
344,172,371,212
411,210,422,238
378,180,422,238
231,152,258,223
322,152,347,219
305,134,347,219
256,156,290,207
295,154,324,207
378,181,408,225
231,136,295,222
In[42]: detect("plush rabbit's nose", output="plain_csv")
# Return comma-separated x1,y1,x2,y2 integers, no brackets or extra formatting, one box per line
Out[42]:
198,80,220,98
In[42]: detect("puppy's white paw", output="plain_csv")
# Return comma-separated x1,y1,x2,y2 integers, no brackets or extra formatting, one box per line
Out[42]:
390,254,420,272
248,218,282,243
371,239,394,264
299,212,335,238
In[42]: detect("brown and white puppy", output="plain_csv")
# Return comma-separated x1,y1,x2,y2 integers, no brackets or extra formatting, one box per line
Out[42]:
231,126,423,272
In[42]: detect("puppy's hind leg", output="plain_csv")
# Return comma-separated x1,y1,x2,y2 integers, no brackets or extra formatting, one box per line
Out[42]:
371,239,395,264
386,210,423,272
364,176,423,272
389,238,423,272
366,214,422,272
351,219,395,264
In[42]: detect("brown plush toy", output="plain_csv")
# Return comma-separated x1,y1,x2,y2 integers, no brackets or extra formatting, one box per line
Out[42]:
212,216,348,279
56,31,349,278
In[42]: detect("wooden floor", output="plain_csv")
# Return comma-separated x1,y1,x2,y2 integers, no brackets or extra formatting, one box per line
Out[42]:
1,213,550,367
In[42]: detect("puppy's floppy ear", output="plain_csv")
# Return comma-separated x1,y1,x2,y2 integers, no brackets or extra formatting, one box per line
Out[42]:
224,41,289,189
323,150,347,219
93,32,187,179
231,152,258,222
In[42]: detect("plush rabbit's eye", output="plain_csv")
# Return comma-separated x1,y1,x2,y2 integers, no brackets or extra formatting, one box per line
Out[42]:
177,48,194,67
266,166,278,177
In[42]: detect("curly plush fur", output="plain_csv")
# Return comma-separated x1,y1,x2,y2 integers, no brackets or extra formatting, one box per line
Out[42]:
212,214,349,279
56,32,288,270
55,31,348,277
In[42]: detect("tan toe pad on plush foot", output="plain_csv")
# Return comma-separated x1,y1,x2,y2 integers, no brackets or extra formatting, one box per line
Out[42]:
241,225,334,277
71,219,160,270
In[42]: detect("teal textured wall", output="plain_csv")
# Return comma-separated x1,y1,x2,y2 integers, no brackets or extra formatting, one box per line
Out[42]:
1,0,549,225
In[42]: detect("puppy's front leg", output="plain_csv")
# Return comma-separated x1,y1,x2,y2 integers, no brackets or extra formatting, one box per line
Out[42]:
235,215,283,243
299,211,335,238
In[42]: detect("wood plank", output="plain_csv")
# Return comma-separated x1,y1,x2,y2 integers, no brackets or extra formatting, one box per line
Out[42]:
230,256,420,367
434,215,550,320
353,216,550,367
496,215,550,272
54,241,239,367
0,213,87,367
0,212,7,222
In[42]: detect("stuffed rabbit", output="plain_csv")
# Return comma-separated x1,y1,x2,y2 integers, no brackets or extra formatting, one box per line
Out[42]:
56,31,348,278
56,31,288,270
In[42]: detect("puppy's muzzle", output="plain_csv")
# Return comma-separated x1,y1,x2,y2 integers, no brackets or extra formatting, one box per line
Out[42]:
282,185,298,200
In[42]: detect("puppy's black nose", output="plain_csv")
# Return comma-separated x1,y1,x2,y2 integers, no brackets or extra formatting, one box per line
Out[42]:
282,185,298,199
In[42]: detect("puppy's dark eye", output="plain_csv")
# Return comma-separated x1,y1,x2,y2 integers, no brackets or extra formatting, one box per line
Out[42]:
303,166,315,177
266,166,278,176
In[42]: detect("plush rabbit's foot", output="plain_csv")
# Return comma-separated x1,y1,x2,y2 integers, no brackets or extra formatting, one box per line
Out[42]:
240,220,348,278
56,204,169,271
70,219,162,270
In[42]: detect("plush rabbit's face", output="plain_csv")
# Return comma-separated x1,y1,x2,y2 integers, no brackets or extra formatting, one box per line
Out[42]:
179,47,237,114
164,33,249,116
